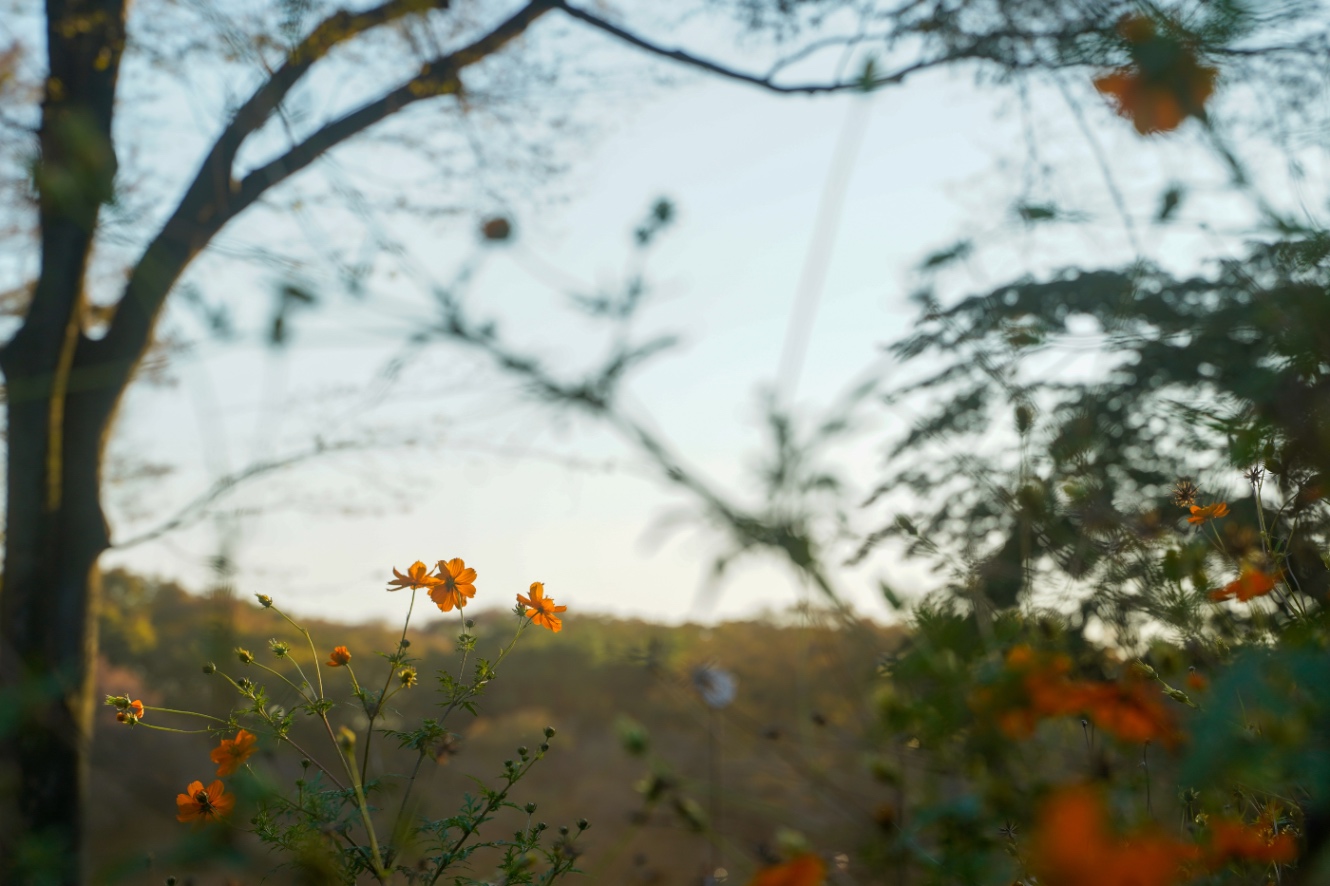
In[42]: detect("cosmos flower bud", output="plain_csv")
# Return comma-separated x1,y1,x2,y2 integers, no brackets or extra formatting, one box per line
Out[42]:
269,639,290,657
235,647,254,664
256,594,273,608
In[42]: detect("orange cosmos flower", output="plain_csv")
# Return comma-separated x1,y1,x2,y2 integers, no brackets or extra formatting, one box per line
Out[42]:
1186,669,1208,692
1187,502,1229,525
210,729,258,777
1093,15,1217,135
176,779,235,824
387,561,441,592
1207,817,1297,866
429,558,477,612
748,853,826,886
517,582,568,633
1209,566,1278,603
327,645,351,667
1031,785,1200,886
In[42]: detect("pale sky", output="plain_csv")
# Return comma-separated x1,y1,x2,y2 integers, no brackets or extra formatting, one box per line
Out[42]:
91,11,1288,628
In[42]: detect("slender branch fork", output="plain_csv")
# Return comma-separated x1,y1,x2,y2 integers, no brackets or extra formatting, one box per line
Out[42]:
552,0,942,94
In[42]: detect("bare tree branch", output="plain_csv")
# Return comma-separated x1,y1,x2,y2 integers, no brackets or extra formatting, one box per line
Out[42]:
86,1,555,393
187,0,460,205
553,0,941,94
432,291,853,613
110,439,362,550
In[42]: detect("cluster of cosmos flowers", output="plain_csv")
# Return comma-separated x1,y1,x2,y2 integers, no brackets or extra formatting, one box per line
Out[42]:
388,558,568,632
108,557,567,827
175,729,257,823
970,643,1299,885
975,645,1181,747
1032,786,1295,886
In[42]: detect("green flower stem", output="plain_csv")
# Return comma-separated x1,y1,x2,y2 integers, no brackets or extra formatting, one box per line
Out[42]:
253,660,314,703
267,790,374,868
456,605,470,680
320,712,387,881
349,774,386,882
396,616,531,856
538,830,587,886
287,657,318,699
390,748,430,842
361,587,418,785
272,605,325,700
144,706,228,723
275,733,347,793
129,723,212,734
441,616,528,723
427,751,543,886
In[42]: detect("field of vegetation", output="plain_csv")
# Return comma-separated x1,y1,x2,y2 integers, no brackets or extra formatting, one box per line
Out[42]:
6,2,1330,885
93,570,903,884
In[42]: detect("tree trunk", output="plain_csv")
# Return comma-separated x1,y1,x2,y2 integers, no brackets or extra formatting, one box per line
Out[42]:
0,374,116,884
0,2,126,882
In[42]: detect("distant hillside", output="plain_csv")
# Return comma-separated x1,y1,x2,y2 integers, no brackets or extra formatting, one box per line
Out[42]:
92,570,905,885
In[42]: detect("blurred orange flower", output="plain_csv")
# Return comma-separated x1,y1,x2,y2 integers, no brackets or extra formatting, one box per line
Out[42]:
1094,67,1215,134
1031,785,1200,886
430,558,477,612
985,645,1077,738
327,645,351,667
387,561,441,592
210,729,258,777
987,646,1179,746
1209,566,1278,603
1094,15,1217,135
517,582,567,633
1077,679,1181,749
1187,502,1229,525
1208,818,1297,866
176,779,235,824
748,854,826,886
